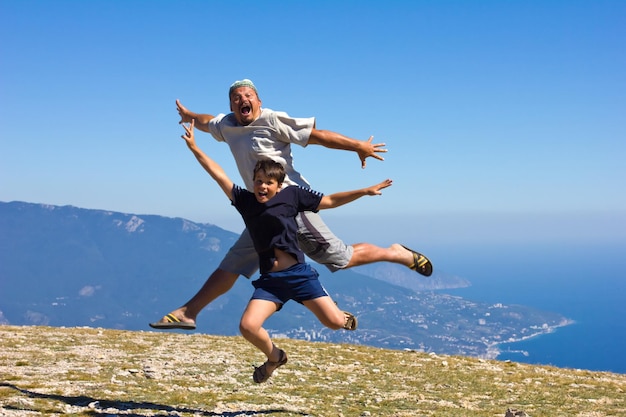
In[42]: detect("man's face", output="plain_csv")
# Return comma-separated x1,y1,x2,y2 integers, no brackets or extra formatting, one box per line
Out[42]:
230,86,262,126
253,171,280,204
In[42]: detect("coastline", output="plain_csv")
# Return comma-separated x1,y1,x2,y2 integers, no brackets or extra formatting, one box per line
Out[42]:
483,318,576,360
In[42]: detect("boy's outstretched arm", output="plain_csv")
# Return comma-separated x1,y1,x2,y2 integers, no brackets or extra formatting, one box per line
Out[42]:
181,120,234,200
317,179,393,210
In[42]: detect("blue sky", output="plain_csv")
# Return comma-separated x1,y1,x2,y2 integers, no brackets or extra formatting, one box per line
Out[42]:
1,0,624,250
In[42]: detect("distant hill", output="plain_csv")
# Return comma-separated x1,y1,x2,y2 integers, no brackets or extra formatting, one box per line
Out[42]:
0,201,571,358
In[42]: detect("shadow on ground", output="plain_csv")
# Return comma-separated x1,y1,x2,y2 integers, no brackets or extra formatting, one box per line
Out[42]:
0,382,307,416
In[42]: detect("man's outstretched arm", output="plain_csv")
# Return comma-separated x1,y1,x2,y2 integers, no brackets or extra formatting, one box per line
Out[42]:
176,99,215,133
307,128,388,169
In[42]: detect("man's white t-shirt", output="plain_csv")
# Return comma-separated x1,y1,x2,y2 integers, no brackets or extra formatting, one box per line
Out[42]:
208,108,315,191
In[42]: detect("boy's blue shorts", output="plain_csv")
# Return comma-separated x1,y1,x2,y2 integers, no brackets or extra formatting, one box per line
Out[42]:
251,263,329,309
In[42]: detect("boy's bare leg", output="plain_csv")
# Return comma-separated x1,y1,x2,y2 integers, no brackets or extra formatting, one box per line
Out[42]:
302,296,347,330
152,268,239,326
240,299,288,383
239,299,280,359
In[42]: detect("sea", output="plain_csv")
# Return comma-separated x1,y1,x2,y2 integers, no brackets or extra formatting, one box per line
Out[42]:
434,241,626,375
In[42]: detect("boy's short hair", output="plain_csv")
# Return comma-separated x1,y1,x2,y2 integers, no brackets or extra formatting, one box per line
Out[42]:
253,159,285,184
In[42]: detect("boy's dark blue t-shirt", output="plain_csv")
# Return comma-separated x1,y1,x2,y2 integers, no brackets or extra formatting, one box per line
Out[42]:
231,184,323,273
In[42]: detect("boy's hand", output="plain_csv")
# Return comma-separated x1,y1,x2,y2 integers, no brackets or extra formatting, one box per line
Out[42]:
181,120,195,146
365,179,393,196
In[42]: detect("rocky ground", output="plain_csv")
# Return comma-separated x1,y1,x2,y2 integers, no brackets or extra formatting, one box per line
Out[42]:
1,325,624,416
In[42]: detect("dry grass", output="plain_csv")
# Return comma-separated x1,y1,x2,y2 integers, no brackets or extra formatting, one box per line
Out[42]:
1,325,624,416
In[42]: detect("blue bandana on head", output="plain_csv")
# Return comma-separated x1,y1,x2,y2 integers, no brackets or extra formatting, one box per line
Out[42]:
229,79,258,98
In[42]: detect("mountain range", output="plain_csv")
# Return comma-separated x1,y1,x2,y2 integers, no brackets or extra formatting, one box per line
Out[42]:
0,201,571,358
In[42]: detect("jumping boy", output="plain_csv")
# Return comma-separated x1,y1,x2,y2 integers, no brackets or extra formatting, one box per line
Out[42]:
181,120,393,383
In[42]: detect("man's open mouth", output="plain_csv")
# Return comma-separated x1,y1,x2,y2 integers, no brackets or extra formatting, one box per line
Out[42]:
241,105,251,115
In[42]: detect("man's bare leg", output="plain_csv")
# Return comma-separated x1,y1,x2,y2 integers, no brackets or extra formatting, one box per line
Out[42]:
345,243,433,276
152,268,239,326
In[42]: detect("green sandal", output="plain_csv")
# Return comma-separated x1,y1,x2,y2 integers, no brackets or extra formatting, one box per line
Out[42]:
253,348,288,383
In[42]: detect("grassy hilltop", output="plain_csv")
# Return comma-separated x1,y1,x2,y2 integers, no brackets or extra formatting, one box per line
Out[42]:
1,326,624,416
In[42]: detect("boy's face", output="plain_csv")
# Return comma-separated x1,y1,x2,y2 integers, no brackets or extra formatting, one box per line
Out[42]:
230,86,262,126
253,170,281,203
